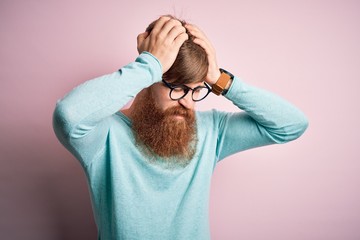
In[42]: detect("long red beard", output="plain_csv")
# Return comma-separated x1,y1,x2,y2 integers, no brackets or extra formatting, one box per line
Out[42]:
131,90,197,166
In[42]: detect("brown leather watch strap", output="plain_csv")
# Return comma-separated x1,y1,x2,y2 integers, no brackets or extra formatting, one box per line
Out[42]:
212,72,231,95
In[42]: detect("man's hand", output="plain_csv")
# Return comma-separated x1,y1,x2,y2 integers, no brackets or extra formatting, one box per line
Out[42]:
185,24,221,85
137,16,189,74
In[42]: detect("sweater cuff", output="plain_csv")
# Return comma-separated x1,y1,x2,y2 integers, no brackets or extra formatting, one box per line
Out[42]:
136,51,163,83
224,76,243,102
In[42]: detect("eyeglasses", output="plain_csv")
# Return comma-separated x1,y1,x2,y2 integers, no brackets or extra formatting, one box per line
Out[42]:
162,79,211,102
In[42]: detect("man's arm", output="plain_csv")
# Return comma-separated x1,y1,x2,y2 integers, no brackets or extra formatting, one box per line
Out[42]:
52,16,188,164
186,24,308,161
52,53,162,151
215,77,308,161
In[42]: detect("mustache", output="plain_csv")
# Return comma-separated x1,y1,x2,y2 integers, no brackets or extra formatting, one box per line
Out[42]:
163,106,193,118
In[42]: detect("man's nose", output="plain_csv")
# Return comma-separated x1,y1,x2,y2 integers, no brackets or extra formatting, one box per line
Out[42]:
178,92,194,110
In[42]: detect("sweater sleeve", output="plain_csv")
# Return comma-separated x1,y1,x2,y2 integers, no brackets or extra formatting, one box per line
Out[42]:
215,76,309,161
52,52,162,166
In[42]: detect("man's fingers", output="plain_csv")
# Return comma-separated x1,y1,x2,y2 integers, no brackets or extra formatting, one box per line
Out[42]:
185,23,207,40
185,23,201,34
157,18,182,41
137,32,149,53
151,17,186,47
167,25,187,43
173,32,189,49
187,24,215,53
193,38,212,54
137,32,149,44
151,16,172,35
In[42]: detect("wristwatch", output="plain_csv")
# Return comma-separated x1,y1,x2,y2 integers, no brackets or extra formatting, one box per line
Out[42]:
211,68,234,96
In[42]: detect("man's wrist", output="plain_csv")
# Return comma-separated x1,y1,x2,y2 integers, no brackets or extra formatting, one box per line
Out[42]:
136,51,163,83
211,68,234,96
222,77,233,95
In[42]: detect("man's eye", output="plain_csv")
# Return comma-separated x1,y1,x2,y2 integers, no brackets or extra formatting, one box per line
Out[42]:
173,88,184,92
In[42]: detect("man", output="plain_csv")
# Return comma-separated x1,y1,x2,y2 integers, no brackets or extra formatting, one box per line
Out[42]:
53,15,308,240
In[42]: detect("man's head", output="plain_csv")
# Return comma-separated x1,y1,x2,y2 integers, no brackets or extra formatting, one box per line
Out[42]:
129,15,209,165
146,15,209,86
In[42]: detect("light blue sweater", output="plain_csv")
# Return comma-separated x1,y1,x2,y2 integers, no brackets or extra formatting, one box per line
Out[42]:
52,52,308,239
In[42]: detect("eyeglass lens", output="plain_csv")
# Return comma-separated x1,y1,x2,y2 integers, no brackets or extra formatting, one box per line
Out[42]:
170,86,209,101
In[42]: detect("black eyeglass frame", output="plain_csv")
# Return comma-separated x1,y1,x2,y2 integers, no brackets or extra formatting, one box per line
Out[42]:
162,79,212,102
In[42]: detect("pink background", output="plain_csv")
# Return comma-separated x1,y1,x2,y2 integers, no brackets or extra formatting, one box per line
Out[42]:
1,0,359,239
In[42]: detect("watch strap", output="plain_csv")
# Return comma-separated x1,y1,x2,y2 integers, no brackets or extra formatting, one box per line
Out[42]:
212,68,234,95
